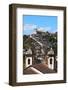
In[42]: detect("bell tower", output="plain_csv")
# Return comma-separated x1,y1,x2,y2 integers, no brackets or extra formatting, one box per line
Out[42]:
47,48,55,70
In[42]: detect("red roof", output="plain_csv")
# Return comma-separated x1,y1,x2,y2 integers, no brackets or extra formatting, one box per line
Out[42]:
23,63,56,75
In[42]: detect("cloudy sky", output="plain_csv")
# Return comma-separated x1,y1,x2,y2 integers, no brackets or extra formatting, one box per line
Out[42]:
23,15,57,35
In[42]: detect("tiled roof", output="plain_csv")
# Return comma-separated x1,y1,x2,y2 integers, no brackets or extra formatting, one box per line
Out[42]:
47,48,54,55
32,63,56,74
23,63,56,75
23,67,38,75
25,48,32,54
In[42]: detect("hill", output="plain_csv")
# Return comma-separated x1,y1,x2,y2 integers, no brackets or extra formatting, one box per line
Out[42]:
23,29,57,57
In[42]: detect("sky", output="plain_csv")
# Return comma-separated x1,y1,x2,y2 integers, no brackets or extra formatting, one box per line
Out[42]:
23,15,57,35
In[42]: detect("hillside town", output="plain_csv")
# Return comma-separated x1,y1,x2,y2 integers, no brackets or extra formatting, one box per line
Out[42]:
23,28,57,74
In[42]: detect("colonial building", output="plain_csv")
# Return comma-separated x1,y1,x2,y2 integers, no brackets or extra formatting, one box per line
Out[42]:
44,48,57,71
23,48,57,75
23,29,57,74
23,48,34,68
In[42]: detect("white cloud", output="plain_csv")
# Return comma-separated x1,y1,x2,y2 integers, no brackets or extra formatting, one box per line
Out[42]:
44,27,51,31
38,26,51,32
24,24,37,30
24,24,52,33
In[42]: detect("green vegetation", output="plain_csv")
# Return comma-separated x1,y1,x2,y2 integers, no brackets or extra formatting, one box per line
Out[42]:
23,31,57,56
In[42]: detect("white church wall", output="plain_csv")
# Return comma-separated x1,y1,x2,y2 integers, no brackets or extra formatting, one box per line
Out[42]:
25,57,32,67
48,57,54,70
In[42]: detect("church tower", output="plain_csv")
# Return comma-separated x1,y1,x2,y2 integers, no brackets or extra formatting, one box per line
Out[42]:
47,48,55,70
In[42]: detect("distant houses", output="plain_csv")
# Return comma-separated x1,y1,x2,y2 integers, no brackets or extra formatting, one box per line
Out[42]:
23,29,57,74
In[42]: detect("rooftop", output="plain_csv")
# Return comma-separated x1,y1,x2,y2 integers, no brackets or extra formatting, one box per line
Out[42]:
25,48,32,55
47,48,54,55
23,63,56,74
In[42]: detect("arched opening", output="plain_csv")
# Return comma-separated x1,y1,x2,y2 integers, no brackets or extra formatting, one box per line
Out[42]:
50,58,52,64
28,59,30,64
25,57,32,68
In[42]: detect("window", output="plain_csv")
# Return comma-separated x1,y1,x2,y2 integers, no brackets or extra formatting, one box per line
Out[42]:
50,58,52,64
28,59,30,64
